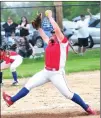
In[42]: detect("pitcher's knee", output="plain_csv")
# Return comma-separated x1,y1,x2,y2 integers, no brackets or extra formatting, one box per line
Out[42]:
24,78,35,91
24,84,32,91
64,91,74,99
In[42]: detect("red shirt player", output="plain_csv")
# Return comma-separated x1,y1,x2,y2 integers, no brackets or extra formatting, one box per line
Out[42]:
0,48,23,85
2,10,96,115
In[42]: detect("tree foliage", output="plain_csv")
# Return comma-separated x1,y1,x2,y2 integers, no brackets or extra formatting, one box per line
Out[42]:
1,1,100,23
63,1,100,20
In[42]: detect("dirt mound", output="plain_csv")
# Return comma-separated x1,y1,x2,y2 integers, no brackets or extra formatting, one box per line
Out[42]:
1,71,100,118
1,110,100,118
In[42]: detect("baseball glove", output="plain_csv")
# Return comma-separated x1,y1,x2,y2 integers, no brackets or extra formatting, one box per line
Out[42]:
32,13,42,30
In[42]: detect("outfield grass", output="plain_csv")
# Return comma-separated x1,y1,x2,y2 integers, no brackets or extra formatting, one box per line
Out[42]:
3,48,100,79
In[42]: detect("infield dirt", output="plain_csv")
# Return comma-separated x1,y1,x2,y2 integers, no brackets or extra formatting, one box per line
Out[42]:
1,71,100,118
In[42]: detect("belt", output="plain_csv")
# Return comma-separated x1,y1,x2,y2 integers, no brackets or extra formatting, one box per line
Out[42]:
45,67,59,71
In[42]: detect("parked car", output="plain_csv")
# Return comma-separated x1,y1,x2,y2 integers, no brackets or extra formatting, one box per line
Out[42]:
63,16,100,48
72,15,90,22
72,13,100,22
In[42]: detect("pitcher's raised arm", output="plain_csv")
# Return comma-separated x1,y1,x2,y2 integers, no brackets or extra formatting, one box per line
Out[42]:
45,10,64,42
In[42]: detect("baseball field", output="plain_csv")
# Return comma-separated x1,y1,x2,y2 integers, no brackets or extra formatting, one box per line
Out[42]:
1,49,100,118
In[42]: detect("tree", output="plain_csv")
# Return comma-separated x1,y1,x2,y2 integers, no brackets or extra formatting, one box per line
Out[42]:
62,1,100,20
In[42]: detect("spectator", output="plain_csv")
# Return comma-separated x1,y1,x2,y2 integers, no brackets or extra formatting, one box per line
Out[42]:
17,16,30,39
3,17,18,37
2,17,18,49
76,9,92,55
7,32,17,51
17,16,32,57
42,16,53,49
16,37,32,58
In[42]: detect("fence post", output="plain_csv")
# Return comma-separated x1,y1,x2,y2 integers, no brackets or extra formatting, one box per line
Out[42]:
53,1,63,29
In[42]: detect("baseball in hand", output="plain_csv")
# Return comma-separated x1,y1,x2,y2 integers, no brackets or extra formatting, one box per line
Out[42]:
45,10,49,16
45,10,52,17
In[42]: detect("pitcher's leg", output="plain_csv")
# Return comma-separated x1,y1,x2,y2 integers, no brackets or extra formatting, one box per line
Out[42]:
50,73,88,111
10,70,49,103
50,73,74,99
24,70,49,90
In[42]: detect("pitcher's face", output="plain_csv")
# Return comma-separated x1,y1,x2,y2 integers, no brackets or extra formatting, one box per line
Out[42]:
49,34,58,44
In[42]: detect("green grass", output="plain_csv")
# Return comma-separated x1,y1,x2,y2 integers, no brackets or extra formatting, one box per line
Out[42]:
3,48,100,79
66,48,100,73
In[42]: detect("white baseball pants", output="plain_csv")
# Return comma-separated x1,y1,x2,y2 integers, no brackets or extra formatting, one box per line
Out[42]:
1,55,23,72
25,68,74,99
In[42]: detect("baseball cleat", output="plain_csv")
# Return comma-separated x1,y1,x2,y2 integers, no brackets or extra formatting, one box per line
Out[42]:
3,92,14,107
86,106,97,115
11,81,19,86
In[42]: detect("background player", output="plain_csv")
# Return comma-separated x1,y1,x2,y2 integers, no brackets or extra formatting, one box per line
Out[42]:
3,10,96,115
0,48,23,86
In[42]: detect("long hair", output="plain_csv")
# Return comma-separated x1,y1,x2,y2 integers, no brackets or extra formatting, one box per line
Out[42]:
20,16,28,26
